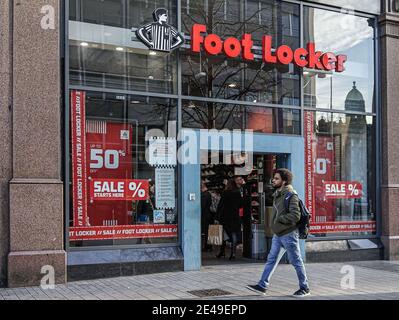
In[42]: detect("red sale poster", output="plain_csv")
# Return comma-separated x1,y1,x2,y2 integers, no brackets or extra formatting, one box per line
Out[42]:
71,91,88,227
86,120,134,226
310,221,376,234
324,181,363,199
70,93,179,242
304,113,375,234
304,111,315,221
90,179,149,201
69,224,178,241
313,135,336,223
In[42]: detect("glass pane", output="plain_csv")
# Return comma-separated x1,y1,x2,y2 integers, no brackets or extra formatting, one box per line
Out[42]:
182,100,300,134
80,0,124,27
304,0,380,15
69,0,178,29
69,91,178,247
128,0,178,29
304,111,376,237
69,41,177,94
181,0,301,105
245,0,299,48
303,7,375,112
182,0,242,36
244,1,300,105
69,0,178,93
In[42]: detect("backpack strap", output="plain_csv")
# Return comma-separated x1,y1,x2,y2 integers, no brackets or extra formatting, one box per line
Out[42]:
284,192,293,211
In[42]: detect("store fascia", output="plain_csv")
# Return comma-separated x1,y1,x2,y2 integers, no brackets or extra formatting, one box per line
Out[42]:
191,23,347,73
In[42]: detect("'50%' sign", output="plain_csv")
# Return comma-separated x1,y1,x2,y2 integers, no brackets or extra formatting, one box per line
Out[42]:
90,179,149,201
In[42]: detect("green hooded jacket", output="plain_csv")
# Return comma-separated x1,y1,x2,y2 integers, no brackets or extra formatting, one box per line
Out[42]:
271,185,301,237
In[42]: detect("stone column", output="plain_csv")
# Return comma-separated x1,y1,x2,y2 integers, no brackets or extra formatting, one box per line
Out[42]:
7,0,66,287
379,0,399,260
0,0,12,287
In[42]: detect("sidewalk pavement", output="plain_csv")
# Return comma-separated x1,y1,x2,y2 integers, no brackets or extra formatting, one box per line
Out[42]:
1,260,399,300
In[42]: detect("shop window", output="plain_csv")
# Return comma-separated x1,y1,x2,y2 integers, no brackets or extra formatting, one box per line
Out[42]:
69,0,178,94
305,1,380,15
244,0,300,48
69,42,177,94
69,0,177,29
304,111,377,237
69,91,178,247
181,0,300,106
182,100,300,134
303,7,375,113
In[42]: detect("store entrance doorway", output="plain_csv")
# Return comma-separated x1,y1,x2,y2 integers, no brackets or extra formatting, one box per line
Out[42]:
200,152,288,266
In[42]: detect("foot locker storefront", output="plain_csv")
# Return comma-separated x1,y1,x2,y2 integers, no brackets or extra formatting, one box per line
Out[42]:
66,0,380,279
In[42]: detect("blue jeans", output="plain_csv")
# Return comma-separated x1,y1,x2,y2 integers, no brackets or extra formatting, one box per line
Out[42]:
258,230,309,290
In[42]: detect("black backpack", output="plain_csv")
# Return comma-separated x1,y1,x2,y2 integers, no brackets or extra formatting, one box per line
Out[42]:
284,192,311,239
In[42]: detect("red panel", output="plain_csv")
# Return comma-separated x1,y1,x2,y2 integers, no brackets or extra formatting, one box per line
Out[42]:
86,121,134,226
313,135,335,223
90,179,149,201
70,225,178,241
310,221,376,234
71,91,88,227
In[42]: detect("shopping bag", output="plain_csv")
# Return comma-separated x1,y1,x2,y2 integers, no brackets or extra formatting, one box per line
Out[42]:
207,224,223,245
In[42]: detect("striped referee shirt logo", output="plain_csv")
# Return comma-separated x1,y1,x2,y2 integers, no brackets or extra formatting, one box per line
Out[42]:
135,8,184,53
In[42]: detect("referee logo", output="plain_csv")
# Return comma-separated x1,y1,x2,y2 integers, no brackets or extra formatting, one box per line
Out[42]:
135,8,184,53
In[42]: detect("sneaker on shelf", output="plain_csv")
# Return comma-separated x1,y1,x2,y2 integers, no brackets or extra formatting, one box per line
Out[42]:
251,201,259,206
246,284,266,295
251,192,258,197
292,288,310,298
204,178,211,183
208,170,216,175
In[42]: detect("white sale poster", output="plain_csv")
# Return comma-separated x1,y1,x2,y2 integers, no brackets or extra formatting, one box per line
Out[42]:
155,168,176,209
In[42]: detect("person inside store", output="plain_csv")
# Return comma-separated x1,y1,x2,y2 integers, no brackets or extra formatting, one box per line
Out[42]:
216,175,246,260
136,181,156,244
201,180,213,252
136,181,155,223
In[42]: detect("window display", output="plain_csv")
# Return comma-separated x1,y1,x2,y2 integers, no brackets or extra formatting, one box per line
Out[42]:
304,111,376,236
69,91,178,246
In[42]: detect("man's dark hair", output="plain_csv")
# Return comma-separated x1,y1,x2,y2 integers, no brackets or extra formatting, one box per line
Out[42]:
153,8,168,21
273,168,293,185
225,178,239,191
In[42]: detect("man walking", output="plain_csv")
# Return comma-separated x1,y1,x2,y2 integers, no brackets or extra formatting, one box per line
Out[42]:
246,168,310,297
